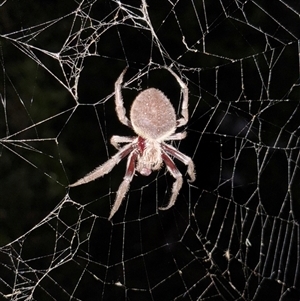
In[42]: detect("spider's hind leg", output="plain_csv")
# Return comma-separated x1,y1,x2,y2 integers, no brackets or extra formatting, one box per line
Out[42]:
114,67,132,128
166,68,189,127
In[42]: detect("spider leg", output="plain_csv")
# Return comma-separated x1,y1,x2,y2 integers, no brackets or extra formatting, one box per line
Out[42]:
163,131,186,141
114,67,132,128
162,143,196,182
111,135,136,150
167,68,189,127
109,150,138,220
69,142,135,187
159,151,183,211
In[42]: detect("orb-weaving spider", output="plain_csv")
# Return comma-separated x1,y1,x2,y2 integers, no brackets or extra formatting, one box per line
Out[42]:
69,67,195,220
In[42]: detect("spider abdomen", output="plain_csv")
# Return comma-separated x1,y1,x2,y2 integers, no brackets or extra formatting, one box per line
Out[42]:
130,88,176,141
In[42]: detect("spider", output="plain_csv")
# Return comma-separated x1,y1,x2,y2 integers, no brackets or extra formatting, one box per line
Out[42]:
69,67,195,220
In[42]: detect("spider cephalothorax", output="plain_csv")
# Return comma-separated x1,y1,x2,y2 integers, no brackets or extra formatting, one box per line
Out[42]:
70,67,195,220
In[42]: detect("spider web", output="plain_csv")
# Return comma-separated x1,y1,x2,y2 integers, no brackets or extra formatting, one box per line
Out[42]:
0,0,300,300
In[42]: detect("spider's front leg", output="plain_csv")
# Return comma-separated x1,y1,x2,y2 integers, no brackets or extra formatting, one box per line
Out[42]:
109,150,138,220
162,143,195,182
69,143,135,187
159,152,183,211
